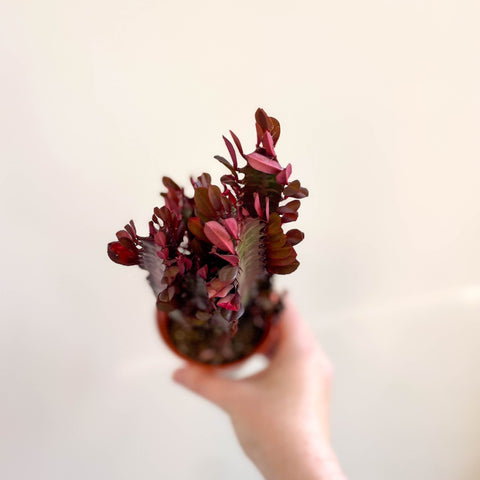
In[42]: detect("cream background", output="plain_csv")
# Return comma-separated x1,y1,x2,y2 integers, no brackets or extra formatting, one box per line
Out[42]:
1,1,479,479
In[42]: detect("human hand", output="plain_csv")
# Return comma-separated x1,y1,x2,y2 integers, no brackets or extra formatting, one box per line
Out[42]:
173,297,347,480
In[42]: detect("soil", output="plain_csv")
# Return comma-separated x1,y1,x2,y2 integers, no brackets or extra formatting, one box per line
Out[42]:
166,312,268,366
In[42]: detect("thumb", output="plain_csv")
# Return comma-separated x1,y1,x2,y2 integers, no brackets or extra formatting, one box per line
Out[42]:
173,365,237,412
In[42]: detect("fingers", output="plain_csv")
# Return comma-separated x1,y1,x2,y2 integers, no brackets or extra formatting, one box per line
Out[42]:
173,364,237,412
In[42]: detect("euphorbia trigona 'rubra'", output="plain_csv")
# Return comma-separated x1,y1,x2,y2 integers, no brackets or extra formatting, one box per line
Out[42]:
108,108,308,365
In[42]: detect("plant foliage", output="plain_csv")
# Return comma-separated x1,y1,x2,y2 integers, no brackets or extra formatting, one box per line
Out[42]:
108,108,308,336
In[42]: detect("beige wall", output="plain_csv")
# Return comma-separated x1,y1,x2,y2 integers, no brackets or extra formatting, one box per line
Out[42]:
1,1,479,479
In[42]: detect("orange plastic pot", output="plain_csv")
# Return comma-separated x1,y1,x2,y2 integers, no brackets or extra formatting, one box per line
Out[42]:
156,309,280,368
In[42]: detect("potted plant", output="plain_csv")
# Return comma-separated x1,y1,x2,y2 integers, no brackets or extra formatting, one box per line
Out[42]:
107,108,308,366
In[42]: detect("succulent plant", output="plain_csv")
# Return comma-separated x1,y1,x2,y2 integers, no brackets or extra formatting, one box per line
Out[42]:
107,108,308,364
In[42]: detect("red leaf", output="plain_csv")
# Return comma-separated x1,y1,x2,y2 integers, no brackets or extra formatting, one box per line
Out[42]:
197,265,208,279
223,136,238,170
217,293,240,311
262,131,276,156
214,252,239,265
204,221,235,254
254,192,263,217
229,130,244,157
246,152,283,174
276,163,292,185
222,217,238,239
154,231,167,247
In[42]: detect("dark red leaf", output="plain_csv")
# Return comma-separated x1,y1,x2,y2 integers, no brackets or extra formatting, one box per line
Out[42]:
223,136,238,170
277,200,301,214
208,185,223,212
284,180,309,198
107,241,139,266
255,108,273,131
270,117,281,145
188,217,208,242
256,122,264,146
229,130,244,157
281,212,299,223
194,187,217,221
162,176,181,190
268,260,300,275
214,155,236,175
285,229,304,246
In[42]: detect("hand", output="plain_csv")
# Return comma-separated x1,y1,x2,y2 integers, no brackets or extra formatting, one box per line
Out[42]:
173,297,347,480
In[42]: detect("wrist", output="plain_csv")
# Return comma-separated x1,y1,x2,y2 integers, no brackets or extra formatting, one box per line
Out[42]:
252,438,346,480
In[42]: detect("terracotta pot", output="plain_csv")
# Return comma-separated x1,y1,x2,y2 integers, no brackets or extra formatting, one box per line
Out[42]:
156,309,280,367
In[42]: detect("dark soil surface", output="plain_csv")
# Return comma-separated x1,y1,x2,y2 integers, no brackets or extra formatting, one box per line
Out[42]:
167,313,268,365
